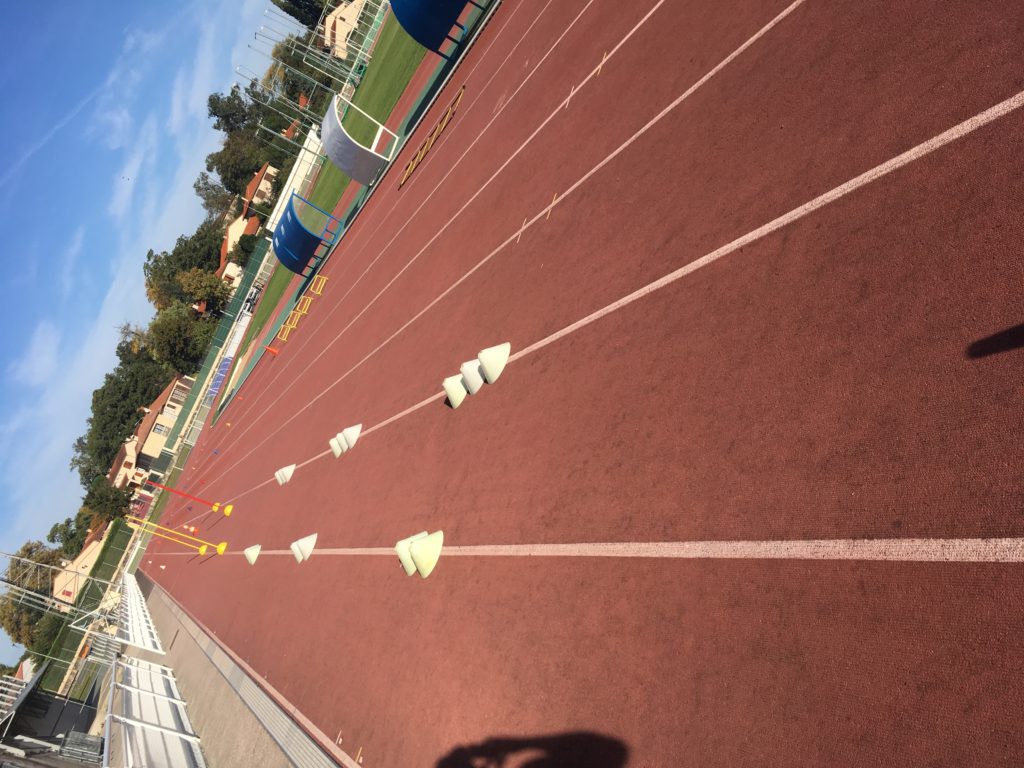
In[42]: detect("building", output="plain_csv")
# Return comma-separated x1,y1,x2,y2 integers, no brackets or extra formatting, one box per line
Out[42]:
216,213,261,288
322,0,369,60
51,523,109,605
107,377,195,492
213,163,275,288
244,162,278,212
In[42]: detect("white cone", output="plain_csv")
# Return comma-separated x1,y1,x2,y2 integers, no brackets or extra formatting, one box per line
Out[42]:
478,342,511,384
460,360,485,395
394,531,429,576
159,565,166,570
409,530,444,579
275,464,296,485
243,545,262,565
443,375,468,409
291,533,317,563
329,424,363,457
341,424,361,451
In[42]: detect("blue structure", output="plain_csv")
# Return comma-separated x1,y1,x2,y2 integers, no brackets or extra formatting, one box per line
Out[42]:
390,0,474,54
271,193,342,275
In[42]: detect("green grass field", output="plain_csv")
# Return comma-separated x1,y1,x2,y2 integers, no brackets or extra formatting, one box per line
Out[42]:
239,262,294,360
211,263,295,423
306,13,426,213
342,14,426,147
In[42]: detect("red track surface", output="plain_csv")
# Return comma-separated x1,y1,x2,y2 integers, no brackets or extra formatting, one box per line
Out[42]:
144,1,1024,765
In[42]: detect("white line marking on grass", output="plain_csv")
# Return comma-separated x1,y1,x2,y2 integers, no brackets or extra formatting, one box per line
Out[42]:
173,537,1024,562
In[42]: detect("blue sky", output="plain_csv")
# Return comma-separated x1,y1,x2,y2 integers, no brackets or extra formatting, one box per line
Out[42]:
0,0,287,664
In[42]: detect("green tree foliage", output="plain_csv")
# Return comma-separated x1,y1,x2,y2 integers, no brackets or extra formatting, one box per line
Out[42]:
205,131,267,196
147,302,217,374
69,338,173,488
193,171,237,221
229,233,259,267
83,478,132,520
0,541,63,649
47,507,97,558
177,268,233,314
264,40,333,106
270,0,325,30
207,85,258,134
143,219,224,310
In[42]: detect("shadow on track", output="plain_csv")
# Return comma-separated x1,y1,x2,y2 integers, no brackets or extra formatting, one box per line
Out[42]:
435,731,628,768
966,322,1024,359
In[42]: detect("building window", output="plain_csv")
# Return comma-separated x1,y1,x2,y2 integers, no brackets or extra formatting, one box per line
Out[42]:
169,381,190,406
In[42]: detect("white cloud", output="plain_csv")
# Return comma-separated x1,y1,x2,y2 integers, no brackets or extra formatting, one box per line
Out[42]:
0,82,105,191
58,226,86,299
107,116,157,221
168,69,188,137
7,322,60,387
0,0,280,556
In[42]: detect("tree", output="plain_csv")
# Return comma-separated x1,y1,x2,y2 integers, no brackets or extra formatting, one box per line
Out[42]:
147,302,216,374
47,507,98,558
69,338,173,489
205,131,267,196
207,85,257,135
177,268,233,314
193,171,236,221
83,478,132,520
143,219,224,310
229,233,259,267
270,0,325,30
0,541,63,648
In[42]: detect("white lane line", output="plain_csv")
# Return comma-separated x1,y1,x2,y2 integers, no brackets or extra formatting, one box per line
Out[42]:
191,0,541,462
200,0,787,491
191,0,599,482
164,537,1024,562
514,87,1024,358
213,84,1024,505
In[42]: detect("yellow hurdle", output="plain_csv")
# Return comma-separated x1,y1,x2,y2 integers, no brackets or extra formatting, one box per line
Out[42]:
128,517,228,556
310,275,328,295
296,295,313,315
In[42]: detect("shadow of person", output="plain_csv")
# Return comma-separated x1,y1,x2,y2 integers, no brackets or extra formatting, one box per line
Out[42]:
436,731,628,768
966,322,1024,359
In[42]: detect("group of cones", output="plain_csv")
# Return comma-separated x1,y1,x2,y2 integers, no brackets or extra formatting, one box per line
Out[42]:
442,342,511,408
175,343,513,578
275,424,362,486
240,532,317,566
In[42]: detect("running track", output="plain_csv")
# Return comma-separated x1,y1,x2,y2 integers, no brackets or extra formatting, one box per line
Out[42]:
143,1,1024,765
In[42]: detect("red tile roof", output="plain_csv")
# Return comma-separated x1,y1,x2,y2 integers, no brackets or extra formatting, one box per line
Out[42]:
82,520,109,550
106,443,130,484
243,162,271,203
133,379,176,447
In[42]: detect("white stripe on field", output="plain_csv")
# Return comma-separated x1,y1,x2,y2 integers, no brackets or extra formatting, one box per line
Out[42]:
159,537,1024,563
